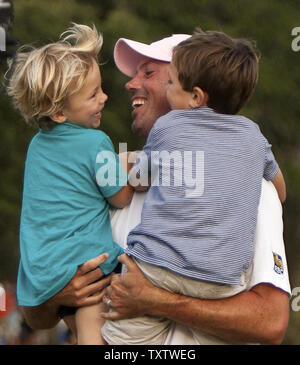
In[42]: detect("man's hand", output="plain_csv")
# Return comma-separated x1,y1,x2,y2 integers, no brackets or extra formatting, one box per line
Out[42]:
101,254,156,320
22,253,112,329
50,253,112,307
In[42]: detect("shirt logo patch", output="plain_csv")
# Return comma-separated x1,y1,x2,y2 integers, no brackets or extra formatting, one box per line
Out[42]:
273,252,284,275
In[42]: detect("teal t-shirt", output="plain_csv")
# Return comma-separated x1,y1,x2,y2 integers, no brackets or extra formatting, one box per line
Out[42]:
17,122,127,306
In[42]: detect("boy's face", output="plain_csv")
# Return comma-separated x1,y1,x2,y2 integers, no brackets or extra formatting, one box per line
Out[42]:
166,62,193,110
62,59,108,129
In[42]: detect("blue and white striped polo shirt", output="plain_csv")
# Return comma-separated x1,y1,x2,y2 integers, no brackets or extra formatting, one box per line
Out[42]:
126,107,279,285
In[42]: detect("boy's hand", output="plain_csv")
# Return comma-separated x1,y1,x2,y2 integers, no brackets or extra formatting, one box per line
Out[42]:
133,183,150,193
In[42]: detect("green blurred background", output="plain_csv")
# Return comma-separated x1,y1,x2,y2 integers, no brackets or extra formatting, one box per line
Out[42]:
0,0,299,344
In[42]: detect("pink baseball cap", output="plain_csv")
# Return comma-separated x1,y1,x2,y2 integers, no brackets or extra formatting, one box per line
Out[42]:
114,34,191,77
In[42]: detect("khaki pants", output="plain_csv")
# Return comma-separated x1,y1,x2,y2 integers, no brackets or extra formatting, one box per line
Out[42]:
101,259,246,345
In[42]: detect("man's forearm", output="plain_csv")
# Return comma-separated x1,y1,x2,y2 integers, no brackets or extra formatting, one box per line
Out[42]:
104,255,289,344
147,283,290,344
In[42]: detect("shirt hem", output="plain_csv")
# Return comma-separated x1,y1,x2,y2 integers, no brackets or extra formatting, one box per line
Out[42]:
126,252,245,286
17,266,79,307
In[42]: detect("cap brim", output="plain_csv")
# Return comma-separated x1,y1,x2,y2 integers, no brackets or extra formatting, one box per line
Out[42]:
114,38,169,77
114,34,191,77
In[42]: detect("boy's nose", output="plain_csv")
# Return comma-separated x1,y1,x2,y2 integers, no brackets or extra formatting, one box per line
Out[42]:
101,92,108,103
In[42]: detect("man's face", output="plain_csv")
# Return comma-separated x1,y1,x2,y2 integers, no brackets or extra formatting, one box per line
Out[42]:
125,60,171,137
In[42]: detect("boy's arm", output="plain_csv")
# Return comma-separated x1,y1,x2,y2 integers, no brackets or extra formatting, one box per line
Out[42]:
118,151,134,173
107,152,134,208
128,167,151,192
272,168,286,203
128,150,152,192
263,135,286,203
107,185,134,208
118,150,150,193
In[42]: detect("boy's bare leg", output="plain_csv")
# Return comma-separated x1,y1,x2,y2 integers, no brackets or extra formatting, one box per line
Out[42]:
63,315,77,344
75,303,107,345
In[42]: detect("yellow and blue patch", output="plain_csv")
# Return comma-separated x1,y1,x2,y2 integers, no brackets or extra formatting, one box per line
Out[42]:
273,252,284,275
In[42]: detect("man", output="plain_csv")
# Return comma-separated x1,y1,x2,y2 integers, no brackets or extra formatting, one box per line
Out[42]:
21,34,291,344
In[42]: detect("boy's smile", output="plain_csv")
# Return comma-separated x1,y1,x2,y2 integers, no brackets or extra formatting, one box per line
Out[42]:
61,59,108,129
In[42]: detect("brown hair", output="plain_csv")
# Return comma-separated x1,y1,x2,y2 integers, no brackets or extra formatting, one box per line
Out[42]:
5,23,103,129
172,28,259,114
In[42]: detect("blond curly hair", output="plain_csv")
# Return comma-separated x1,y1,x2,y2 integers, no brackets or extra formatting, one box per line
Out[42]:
6,23,103,129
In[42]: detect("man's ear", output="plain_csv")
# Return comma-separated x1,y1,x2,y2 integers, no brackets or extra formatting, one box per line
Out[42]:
189,87,209,108
50,111,67,123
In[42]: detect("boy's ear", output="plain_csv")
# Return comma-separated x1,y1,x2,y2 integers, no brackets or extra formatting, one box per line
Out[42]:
50,111,67,123
190,87,209,108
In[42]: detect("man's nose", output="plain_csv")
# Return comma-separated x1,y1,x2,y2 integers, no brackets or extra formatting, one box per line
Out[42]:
125,74,141,91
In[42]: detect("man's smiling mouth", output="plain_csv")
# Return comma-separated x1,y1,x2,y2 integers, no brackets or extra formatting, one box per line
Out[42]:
132,99,146,108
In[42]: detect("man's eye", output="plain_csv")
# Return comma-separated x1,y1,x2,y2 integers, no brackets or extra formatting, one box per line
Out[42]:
145,70,154,77
168,79,173,84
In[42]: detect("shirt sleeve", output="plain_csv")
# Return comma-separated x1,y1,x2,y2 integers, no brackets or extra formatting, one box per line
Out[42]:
263,137,279,180
246,179,291,296
94,134,128,198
